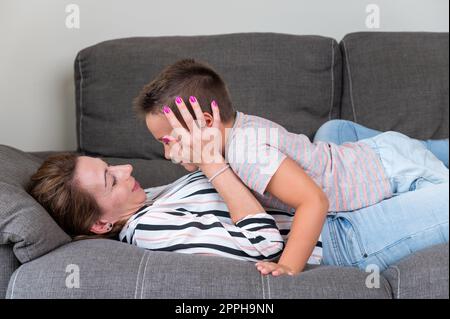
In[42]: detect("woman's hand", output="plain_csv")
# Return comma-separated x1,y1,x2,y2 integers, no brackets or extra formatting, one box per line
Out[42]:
162,96,224,168
255,261,297,277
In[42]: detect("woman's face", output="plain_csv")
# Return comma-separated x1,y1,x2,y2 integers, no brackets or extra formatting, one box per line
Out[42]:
75,156,147,234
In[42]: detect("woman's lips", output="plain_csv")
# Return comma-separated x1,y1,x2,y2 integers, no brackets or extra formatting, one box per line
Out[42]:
132,180,141,192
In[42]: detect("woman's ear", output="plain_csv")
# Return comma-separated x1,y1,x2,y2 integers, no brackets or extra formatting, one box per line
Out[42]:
90,220,112,234
203,112,214,127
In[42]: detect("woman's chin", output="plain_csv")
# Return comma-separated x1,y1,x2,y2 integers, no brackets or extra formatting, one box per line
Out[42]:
182,163,198,172
134,188,147,201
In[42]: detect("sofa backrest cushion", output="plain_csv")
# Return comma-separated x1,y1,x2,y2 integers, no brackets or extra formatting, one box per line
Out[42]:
340,32,449,139
0,145,71,263
75,33,342,159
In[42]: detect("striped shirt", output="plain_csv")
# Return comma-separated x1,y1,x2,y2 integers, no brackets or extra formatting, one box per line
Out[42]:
119,170,323,264
225,111,393,213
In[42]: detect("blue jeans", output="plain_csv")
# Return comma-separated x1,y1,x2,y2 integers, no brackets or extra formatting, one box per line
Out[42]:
314,119,449,168
314,120,449,271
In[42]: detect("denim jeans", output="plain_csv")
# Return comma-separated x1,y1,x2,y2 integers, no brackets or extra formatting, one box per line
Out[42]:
313,119,449,168
314,120,449,272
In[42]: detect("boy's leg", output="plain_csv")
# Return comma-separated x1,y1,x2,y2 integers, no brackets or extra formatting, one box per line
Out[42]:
321,183,449,272
314,120,449,168
313,120,381,144
358,131,448,193
424,139,449,168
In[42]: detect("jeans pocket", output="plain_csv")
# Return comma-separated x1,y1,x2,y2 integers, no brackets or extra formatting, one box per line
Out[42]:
334,214,368,266
409,177,424,191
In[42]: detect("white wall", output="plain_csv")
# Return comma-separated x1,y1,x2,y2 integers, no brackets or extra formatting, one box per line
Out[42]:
0,0,448,151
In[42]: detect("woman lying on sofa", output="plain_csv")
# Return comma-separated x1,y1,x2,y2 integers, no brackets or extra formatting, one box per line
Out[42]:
27,102,449,277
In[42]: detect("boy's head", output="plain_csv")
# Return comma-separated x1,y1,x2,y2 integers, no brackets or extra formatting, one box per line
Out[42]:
134,58,235,125
133,58,235,171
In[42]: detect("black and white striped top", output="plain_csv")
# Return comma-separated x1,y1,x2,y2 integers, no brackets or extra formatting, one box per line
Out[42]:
119,170,323,264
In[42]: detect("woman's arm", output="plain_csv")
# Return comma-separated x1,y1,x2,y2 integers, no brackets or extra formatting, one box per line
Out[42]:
124,208,284,260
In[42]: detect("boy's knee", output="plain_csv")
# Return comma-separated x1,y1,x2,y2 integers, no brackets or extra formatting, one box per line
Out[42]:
314,120,349,143
320,119,345,129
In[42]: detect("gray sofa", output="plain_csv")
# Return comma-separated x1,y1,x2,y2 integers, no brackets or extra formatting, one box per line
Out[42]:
1,31,448,299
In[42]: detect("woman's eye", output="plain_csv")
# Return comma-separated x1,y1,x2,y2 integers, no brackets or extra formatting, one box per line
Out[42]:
112,176,117,187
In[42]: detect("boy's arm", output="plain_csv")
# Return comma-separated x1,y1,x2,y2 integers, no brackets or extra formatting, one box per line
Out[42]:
200,160,273,224
264,156,329,274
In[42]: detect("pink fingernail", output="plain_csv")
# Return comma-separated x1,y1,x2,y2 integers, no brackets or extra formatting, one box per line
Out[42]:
163,106,171,113
189,96,197,103
175,96,182,104
212,100,217,107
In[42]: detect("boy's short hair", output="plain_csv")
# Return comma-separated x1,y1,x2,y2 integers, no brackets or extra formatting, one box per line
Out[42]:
133,58,235,127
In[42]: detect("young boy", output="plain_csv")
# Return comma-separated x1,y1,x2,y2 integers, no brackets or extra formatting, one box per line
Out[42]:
133,58,449,276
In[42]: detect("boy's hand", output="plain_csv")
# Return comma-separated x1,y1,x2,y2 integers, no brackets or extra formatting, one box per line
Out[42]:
255,261,296,277
162,96,224,166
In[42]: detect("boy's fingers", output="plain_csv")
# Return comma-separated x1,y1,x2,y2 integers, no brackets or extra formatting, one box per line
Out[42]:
259,264,275,272
161,135,177,145
188,96,207,129
211,100,221,129
174,97,195,131
162,105,184,130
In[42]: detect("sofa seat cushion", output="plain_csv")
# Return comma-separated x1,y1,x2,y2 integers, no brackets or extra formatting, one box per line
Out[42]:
382,243,449,299
7,238,392,299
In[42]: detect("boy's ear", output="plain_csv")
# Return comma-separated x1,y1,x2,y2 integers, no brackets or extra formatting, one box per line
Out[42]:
203,112,214,127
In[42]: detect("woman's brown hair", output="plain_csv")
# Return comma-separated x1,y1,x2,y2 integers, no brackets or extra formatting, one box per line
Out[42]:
27,153,126,240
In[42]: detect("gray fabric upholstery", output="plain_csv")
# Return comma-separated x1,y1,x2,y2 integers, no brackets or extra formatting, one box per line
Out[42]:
382,243,449,299
340,32,449,140
75,33,341,159
6,239,391,299
0,145,72,263
0,245,19,299
0,145,41,188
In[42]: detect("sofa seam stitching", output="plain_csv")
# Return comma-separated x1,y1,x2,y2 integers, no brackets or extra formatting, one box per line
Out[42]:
387,265,401,299
140,252,151,299
342,39,358,123
9,266,21,299
260,273,265,299
328,39,335,121
77,54,84,151
134,252,146,299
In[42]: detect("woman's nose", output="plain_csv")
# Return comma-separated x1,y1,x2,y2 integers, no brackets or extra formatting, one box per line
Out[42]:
123,164,133,176
112,164,133,178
